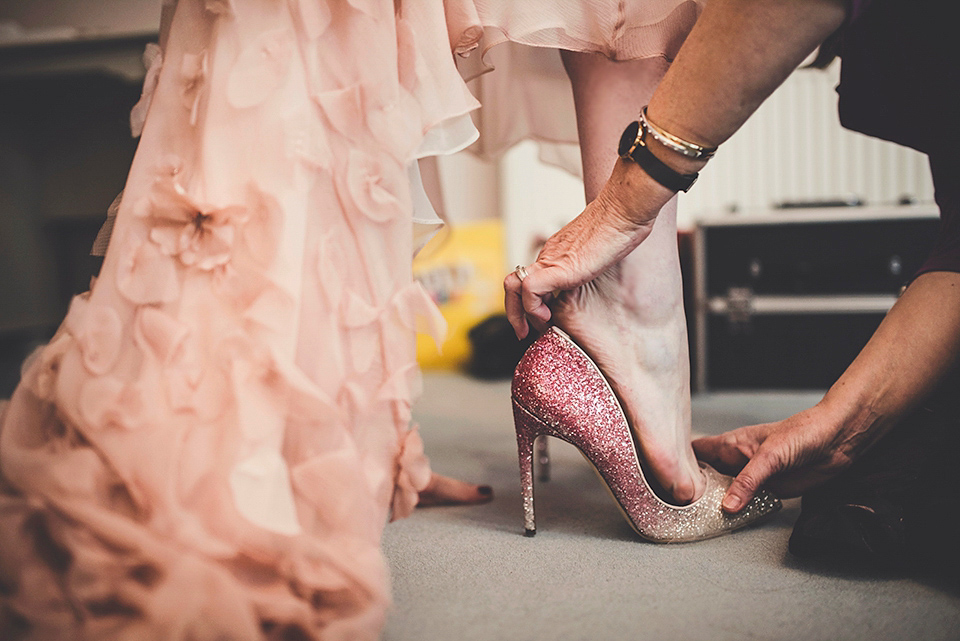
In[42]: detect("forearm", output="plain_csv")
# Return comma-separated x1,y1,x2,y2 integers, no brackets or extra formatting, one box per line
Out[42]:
695,271,960,510
606,0,847,224
819,271,960,458
648,0,847,171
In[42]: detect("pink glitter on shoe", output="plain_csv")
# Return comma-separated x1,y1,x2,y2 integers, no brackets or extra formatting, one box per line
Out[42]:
512,327,781,542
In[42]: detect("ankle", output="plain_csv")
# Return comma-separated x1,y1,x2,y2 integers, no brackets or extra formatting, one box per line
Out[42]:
603,269,684,325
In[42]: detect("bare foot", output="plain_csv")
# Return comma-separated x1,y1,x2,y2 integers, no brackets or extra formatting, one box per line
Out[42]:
417,473,493,507
550,235,706,504
545,51,705,505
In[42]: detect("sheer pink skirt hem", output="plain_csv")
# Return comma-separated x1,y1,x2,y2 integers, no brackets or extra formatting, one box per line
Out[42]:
445,0,704,173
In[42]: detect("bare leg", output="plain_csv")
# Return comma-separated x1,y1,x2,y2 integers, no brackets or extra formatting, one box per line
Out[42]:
414,158,494,507
556,51,704,503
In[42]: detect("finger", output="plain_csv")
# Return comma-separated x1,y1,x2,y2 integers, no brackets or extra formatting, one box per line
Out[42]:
691,434,728,465
692,433,751,474
721,447,782,513
503,273,529,340
526,308,551,335
520,267,557,324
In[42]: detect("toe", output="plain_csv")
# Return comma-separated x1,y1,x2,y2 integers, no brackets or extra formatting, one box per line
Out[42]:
417,474,494,507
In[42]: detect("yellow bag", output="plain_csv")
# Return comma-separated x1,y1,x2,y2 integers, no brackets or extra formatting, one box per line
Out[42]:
413,220,506,368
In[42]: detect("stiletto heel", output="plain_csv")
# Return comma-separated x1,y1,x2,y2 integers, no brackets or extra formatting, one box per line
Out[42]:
536,438,551,482
511,327,781,543
513,402,540,536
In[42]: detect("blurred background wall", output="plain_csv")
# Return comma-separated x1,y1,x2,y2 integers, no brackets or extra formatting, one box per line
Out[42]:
1,0,160,394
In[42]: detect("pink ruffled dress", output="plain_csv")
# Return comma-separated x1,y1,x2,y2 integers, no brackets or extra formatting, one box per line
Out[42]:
1,1,703,639
0,1,477,639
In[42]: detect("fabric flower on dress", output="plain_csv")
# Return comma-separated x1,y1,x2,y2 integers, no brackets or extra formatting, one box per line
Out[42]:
181,50,208,125
134,306,189,367
63,295,124,376
78,376,148,432
236,188,283,268
443,0,484,57
130,43,163,138
133,307,229,422
209,261,275,317
339,282,444,375
377,362,422,407
393,281,447,349
341,149,404,223
116,231,181,305
22,332,73,402
390,425,431,522
135,172,250,271
341,291,384,374
242,285,297,343
311,84,366,142
218,334,340,442
217,338,342,537
365,93,423,162
229,448,302,536
283,100,334,173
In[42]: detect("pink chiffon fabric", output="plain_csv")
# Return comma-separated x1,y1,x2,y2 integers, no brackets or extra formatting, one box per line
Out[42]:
0,1,476,639
445,0,705,174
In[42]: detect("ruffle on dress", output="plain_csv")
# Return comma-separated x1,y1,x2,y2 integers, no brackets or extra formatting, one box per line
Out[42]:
0,1,471,640
443,0,704,175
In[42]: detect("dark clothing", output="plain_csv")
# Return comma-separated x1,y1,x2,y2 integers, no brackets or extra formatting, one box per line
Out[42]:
919,154,960,276
836,0,959,276
838,0,955,158
790,0,960,572
790,367,960,572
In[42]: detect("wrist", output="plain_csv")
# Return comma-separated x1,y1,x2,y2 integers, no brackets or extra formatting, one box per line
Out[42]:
645,135,710,177
816,382,887,461
602,157,676,228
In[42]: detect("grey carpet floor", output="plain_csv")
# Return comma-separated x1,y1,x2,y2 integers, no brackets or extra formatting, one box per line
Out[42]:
383,372,960,641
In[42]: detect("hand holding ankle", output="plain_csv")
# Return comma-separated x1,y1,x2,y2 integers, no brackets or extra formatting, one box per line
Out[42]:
504,159,671,339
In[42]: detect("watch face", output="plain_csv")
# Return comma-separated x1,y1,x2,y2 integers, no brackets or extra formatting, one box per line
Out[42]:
618,121,640,157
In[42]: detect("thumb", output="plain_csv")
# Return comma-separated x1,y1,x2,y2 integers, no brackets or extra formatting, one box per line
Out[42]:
721,448,781,513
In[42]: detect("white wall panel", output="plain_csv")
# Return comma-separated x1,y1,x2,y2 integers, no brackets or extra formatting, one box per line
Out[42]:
678,64,934,223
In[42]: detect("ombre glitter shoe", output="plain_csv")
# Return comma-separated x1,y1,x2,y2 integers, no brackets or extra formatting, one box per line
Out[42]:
512,327,781,542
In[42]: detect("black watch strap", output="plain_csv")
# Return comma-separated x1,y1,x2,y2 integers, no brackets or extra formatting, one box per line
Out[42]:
618,120,699,193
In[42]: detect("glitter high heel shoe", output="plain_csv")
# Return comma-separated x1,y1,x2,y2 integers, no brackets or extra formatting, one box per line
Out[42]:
512,327,781,542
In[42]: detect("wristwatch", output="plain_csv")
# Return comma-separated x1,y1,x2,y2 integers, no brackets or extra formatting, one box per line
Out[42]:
617,120,699,193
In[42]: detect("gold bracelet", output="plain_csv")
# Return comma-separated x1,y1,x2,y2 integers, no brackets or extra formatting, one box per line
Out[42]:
640,106,718,160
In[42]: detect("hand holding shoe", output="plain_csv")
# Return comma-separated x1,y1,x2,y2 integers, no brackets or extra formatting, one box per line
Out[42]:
693,404,862,513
